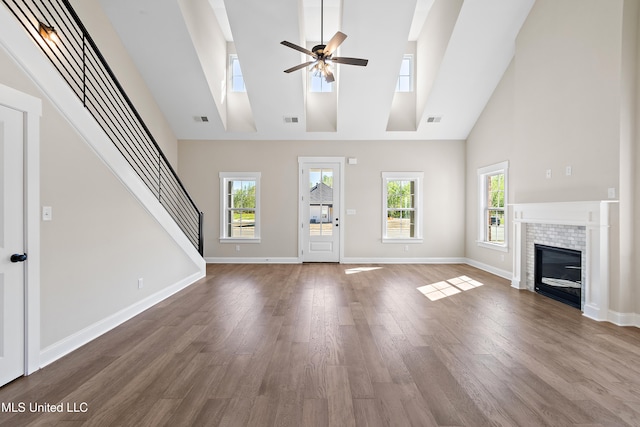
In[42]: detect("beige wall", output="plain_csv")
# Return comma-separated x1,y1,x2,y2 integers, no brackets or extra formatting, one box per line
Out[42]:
511,0,621,204
1,38,199,349
179,139,466,261
465,60,516,273
466,0,640,315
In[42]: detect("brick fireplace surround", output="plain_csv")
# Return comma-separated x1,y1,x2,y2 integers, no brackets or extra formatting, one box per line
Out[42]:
511,201,617,322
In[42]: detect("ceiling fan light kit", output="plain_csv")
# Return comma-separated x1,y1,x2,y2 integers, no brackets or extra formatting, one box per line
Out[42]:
281,0,368,83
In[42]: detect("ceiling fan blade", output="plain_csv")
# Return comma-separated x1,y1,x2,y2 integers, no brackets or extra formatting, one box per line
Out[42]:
324,31,347,56
331,57,369,67
324,70,335,83
281,40,316,58
284,61,316,73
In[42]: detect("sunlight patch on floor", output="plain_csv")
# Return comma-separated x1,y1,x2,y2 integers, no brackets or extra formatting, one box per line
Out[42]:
417,275,484,301
345,267,383,275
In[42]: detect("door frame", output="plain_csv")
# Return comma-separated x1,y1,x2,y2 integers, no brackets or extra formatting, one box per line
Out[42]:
0,83,41,376
298,156,345,263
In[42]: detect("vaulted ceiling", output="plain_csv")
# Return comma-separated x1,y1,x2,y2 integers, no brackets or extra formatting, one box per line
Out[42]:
98,0,534,141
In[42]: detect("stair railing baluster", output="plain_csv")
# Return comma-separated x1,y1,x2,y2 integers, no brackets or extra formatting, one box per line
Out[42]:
2,0,204,255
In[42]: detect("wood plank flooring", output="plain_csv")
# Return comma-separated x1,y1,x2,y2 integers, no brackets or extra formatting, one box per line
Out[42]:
2,263,640,426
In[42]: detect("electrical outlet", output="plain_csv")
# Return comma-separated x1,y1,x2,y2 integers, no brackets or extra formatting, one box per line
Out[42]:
565,166,572,176
236,245,241,252
608,188,616,199
138,278,144,289
545,169,552,179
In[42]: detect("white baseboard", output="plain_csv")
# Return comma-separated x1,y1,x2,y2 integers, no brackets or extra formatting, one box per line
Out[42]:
341,257,467,264
205,257,300,264
39,270,205,368
206,256,467,265
583,304,606,323
606,310,640,328
463,258,512,280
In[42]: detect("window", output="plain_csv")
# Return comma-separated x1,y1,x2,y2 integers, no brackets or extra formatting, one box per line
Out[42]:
382,172,423,242
230,55,246,92
477,161,508,250
310,71,333,92
220,172,260,242
395,54,413,92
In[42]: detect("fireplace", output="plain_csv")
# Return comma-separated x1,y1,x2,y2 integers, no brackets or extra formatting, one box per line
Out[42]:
534,244,581,308
511,201,615,322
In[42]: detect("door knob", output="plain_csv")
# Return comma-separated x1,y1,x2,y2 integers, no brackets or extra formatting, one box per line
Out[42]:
10,253,27,263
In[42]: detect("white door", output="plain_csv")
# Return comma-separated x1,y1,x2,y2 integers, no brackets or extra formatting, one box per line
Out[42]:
0,104,25,386
300,160,341,262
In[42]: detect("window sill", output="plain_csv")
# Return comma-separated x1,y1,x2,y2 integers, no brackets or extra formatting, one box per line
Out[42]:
220,238,261,244
382,238,423,244
477,241,508,252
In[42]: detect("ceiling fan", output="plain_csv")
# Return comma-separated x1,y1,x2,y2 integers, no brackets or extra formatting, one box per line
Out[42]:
281,0,368,83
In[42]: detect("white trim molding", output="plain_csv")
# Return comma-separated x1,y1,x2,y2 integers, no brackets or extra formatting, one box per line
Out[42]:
381,171,424,243
477,161,509,251
206,257,300,264
607,311,640,328
219,171,261,242
298,157,346,263
342,257,467,265
0,83,42,376
464,258,512,281
511,201,617,323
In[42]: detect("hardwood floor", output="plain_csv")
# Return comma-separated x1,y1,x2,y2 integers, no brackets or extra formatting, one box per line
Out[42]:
2,263,640,426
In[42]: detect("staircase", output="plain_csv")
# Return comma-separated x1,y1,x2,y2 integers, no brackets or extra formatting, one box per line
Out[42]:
1,0,203,256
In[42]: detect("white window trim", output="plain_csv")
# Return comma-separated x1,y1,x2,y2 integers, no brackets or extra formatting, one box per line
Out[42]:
477,161,508,252
219,172,261,243
382,171,424,243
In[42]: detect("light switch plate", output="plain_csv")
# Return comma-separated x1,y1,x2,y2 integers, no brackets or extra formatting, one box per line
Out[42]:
42,206,52,221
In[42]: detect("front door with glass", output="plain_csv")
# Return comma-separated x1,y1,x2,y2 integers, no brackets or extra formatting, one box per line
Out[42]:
299,160,341,262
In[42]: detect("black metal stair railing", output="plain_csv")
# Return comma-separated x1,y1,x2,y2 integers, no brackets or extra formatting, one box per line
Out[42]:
2,0,204,255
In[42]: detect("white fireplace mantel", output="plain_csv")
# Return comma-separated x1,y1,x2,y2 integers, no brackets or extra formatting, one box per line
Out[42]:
511,201,617,322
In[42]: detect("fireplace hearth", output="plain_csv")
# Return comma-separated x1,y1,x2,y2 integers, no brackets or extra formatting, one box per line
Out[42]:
534,244,581,308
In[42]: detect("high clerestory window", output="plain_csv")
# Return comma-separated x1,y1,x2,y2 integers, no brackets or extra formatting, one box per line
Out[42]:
310,72,333,92
395,54,413,92
230,54,246,92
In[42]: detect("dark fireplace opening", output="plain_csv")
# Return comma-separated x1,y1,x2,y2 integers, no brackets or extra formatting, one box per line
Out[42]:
534,244,582,309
